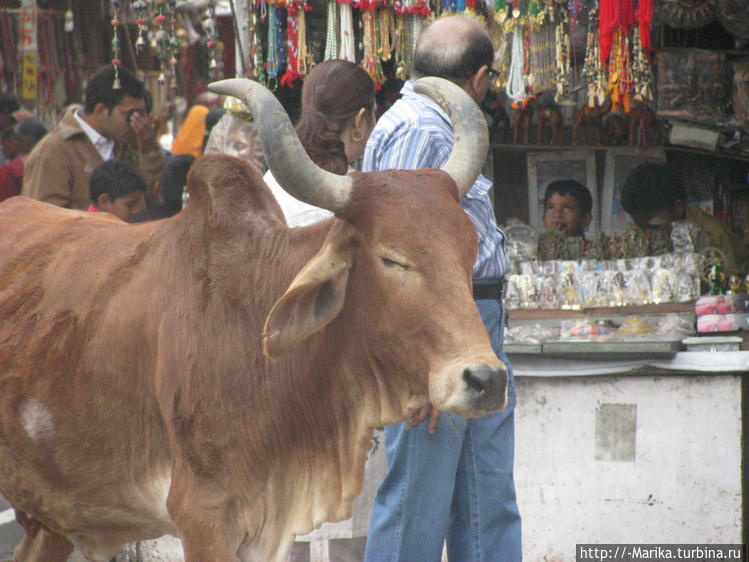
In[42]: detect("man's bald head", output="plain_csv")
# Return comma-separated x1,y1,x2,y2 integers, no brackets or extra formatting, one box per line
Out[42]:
412,15,494,83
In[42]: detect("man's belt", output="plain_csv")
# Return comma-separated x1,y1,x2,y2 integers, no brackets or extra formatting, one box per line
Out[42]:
472,279,506,301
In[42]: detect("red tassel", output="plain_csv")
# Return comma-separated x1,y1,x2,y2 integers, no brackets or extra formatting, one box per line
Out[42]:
638,0,654,58
599,0,619,64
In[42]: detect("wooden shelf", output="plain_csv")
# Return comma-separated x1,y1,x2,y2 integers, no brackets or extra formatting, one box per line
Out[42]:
489,143,749,163
508,302,695,320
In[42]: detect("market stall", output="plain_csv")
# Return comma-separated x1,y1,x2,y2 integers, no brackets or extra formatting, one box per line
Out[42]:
2,0,749,559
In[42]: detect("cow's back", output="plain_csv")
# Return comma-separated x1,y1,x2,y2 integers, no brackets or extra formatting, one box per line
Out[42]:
0,197,179,548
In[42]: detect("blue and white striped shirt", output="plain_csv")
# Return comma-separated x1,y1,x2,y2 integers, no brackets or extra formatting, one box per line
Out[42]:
363,80,510,280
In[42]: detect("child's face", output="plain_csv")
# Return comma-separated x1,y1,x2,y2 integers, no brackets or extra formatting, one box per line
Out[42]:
543,192,591,237
100,190,146,223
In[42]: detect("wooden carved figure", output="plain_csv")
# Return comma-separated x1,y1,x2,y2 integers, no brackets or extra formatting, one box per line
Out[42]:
572,97,612,145
628,102,656,147
602,114,629,145
535,103,563,144
513,100,534,144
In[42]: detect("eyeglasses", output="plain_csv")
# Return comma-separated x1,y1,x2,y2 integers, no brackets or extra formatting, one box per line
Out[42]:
488,67,500,81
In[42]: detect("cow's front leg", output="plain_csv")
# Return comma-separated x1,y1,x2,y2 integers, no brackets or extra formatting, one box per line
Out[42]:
12,511,74,562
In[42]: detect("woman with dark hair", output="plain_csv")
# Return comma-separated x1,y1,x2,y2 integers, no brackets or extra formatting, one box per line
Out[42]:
264,59,377,226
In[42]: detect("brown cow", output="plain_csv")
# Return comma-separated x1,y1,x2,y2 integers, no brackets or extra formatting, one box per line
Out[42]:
0,77,508,561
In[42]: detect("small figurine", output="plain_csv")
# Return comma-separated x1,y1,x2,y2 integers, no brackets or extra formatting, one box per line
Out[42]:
584,231,611,260
708,261,726,296
612,271,626,307
648,227,672,255
535,102,563,145
512,99,535,145
728,275,743,295
537,230,566,261
561,264,579,310
561,236,585,260
572,97,612,145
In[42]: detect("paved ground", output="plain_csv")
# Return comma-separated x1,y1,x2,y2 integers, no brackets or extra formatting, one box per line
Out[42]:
0,495,24,561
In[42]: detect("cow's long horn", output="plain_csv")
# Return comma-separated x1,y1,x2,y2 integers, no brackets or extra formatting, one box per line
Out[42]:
208,78,352,213
413,77,489,199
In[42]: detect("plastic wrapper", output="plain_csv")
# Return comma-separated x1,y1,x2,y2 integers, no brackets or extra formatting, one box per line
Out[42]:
655,314,696,339
670,220,711,254
502,218,538,261
508,252,702,309
204,113,267,174
560,319,615,339
505,323,559,344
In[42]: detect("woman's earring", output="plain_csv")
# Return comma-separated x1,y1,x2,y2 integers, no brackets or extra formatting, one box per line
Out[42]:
351,128,364,142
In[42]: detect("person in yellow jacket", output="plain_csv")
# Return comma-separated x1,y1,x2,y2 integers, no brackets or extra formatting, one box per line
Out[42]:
621,162,749,275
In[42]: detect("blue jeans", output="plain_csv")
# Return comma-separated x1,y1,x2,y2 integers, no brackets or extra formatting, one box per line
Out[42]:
364,297,522,562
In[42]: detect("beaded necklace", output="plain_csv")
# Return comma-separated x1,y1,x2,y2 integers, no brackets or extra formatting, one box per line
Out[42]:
324,0,338,60
110,0,122,89
266,4,279,88
339,2,356,62
280,0,300,86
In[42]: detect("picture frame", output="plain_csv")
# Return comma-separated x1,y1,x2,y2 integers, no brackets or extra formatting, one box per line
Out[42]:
600,147,666,234
527,150,598,236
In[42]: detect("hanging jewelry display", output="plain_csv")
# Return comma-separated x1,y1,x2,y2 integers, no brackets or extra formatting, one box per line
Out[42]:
598,0,618,67
339,2,356,62
631,25,652,103
377,7,393,64
204,0,221,79
167,1,180,89
506,27,528,103
150,0,179,85
266,4,280,87
110,0,122,89
247,0,267,84
132,0,149,52
362,9,379,82
553,14,571,102
324,0,338,60
582,4,607,106
296,1,311,77
528,18,555,93
280,0,301,86
392,12,412,80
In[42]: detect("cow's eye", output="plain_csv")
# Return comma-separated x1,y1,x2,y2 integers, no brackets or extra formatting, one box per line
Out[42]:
381,256,410,270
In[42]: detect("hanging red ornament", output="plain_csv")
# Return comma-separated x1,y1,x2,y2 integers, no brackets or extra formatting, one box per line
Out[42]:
638,0,654,57
598,0,619,65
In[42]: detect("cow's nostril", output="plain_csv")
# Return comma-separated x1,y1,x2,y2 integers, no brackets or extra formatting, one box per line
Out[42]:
463,368,487,395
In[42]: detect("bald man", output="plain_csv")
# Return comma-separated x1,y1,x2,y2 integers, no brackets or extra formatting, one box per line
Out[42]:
363,15,522,562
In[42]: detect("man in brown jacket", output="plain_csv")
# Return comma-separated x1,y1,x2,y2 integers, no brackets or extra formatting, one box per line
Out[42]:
21,65,164,210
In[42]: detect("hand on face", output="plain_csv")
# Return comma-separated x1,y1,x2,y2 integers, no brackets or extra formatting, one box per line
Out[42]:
128,110,160,153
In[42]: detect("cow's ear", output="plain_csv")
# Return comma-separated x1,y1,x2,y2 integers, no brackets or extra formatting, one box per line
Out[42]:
263,240,352,358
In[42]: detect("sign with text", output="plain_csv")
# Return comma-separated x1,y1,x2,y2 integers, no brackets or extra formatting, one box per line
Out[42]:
22,51,37,100
19,0,37,51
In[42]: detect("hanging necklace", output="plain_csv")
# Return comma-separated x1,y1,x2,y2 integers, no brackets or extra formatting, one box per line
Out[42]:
339,1,356,62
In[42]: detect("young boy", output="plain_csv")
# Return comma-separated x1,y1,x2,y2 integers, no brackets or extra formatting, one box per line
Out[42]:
133,153,194,222
88,160,147,222
542,178,593,238
621,162,749,274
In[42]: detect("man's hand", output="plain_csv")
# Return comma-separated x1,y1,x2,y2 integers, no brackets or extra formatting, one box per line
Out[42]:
407,404,441,434
130,111,160,154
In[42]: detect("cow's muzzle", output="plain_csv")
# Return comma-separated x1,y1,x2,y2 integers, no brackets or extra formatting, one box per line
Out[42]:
462,364,508,412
